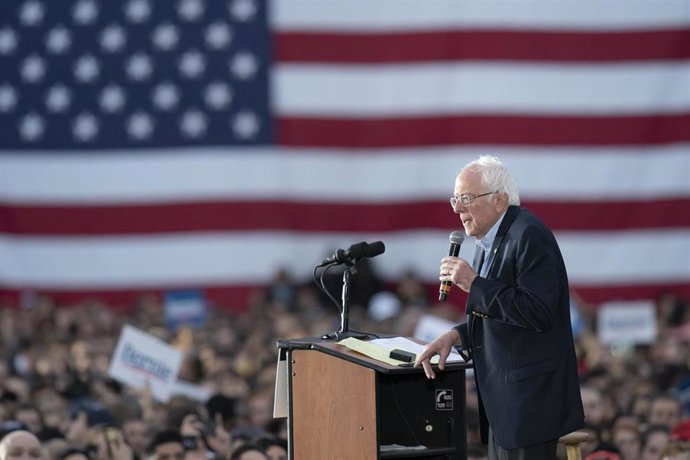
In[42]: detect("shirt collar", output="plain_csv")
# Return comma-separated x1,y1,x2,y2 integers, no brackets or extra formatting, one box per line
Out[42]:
476,211,507,252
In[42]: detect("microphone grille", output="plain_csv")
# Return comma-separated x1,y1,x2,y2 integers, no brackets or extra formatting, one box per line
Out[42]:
449,231,465,245
348,241,370,259
366,241,385,258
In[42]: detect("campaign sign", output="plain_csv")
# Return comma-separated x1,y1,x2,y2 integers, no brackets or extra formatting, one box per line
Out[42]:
597,300,657,346
170,380,213,403
164,289,207,331
108,325,183,402
677,376,690,416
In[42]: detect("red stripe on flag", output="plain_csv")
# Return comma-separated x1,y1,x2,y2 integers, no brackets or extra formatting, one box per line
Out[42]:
564,282,690,305
276,29,690,63
277,114,690,147
531,199,690,232
0,285,260,312
1,280,688,312
2,198,688,235
435,281,690,306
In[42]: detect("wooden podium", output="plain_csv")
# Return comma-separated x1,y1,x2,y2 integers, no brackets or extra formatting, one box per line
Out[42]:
276,338,471,460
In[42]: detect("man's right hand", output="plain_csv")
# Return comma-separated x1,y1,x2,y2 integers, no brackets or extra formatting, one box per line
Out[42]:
414,329,461,379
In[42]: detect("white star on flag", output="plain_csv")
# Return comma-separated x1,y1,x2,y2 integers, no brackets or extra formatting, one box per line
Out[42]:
0,85,18,113
0,28,18,55
152,83,179,111
178,0,205,22
21,55,46,83
19,113,45,142
179,50,206,79
100,25,127,53
205,22,233,50
99,85,127,113
229,51,258,80
229,0,257,22
180,110,208,138
73,0,98,25
127,112,155,140
152,23,179,51
125,0,151,23
46,26,72,55
127,53,154,81
19,1,45,27
74,55,100,83
73,113,99,142
232,110,259,139
204,82,232,110
46,85,72,113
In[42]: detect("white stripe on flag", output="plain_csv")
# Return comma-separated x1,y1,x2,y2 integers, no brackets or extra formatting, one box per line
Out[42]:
272,0,690,32
0,146,688,204
0,229,688,287
274,62,690,116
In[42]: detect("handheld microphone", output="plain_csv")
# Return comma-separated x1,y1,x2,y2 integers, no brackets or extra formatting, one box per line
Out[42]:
439,231,465,301
317,241,385,267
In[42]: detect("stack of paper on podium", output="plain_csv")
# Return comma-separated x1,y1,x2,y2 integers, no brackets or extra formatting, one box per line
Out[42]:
338,336,465,366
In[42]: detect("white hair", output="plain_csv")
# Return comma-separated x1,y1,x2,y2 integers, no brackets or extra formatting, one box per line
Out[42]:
462,155,520,206
0,431,43,460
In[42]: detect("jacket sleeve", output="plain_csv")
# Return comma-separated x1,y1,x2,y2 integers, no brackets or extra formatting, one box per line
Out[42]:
466,223,566,332
453,322,471,359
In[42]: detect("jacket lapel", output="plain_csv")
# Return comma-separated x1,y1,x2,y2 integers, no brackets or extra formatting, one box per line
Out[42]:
484,206,520,277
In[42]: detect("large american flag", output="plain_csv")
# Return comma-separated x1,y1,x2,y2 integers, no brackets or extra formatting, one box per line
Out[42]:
1,0,689,309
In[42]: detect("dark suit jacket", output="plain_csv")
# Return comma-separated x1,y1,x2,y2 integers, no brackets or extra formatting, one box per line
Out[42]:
454,205,584,450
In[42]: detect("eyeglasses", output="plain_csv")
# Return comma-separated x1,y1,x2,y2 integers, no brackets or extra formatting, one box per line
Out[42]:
449,191,496,207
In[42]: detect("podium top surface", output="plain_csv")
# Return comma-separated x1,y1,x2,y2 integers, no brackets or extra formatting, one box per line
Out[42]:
277,337,471,375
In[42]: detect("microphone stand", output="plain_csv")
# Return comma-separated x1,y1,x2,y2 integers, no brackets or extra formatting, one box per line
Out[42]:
321,262,372,341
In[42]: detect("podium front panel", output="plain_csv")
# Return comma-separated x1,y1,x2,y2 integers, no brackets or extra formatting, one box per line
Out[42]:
291,349,378,459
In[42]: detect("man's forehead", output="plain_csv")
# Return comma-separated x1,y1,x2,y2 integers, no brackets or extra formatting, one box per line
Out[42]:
156,442,183,452
455,169,483,191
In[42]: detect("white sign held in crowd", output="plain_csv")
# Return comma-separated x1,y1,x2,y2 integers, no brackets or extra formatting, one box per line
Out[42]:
108,324,183,402
597,300,657,346
414,314,458,343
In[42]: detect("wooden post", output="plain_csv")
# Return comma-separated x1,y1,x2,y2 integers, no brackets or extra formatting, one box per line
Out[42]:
559,431,591,460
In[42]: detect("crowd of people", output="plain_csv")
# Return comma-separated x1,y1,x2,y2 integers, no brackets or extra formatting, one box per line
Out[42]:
0,265,688,460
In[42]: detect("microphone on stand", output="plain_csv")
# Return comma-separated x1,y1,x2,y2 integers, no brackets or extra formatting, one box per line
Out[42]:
316,241,386,267
439,231,465,301
314,240,386,340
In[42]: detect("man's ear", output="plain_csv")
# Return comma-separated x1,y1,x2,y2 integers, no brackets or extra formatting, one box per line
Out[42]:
494,192,509,211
